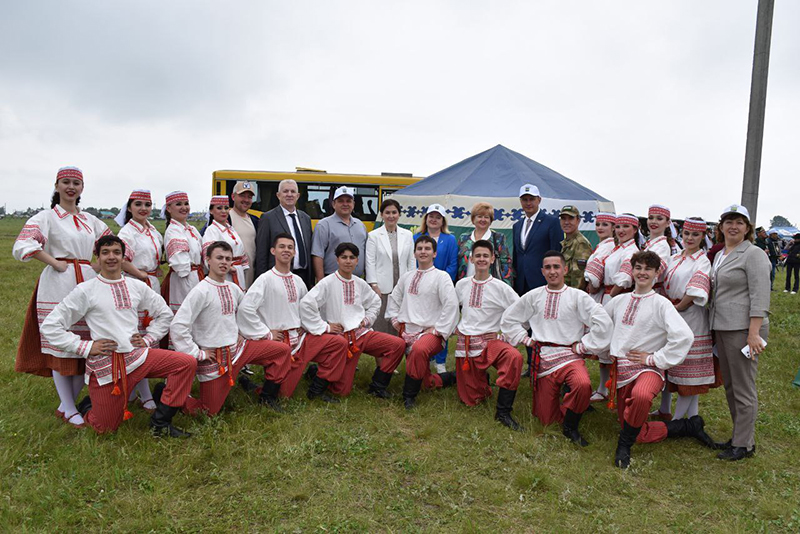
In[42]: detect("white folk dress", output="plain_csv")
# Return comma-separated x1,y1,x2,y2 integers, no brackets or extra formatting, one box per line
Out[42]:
584,237,616,304
202,220,250,290
662,249,716,393
162,220,203,313
13,206,112,374
601,239,638,305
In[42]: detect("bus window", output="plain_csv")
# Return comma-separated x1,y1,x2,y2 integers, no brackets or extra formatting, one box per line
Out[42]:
303,183,335,219
254,181,278,212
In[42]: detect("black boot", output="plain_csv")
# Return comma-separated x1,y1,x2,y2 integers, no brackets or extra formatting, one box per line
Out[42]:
306,375,339,403
367,368,393,399
438,371,457,388
665,417,689,438
258,380,284,412
494,387,523,431
152,381,165,406
402,375,423,410
150,403,192,438
685,415,717,449
238,375,259,393
562,409,588,446
77,396,92,416
304,364,318,382
614,422,641,469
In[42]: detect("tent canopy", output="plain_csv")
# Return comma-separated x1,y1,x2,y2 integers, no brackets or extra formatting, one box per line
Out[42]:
767,226,800,239
400,144,610,201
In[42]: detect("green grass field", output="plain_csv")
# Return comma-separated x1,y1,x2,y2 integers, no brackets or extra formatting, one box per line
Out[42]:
1,217,799,532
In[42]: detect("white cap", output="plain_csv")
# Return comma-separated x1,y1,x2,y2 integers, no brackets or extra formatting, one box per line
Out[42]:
519,184,540,197
720,203,750,222
425,203,447,218
333,186,356,200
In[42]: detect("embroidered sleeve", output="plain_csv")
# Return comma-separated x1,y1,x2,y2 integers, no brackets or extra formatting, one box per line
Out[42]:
92,216,113,242
13,212,49,262
39,286,92,357
166,237,192,277
500,291,536,346
613,259,634,288
120,236,135,263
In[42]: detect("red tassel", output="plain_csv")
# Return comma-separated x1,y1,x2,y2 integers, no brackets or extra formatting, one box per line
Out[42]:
228,376,235,386
607,399,616,410
123,409,134,421
462,360,469,371
142,313,153,328
605,379,612,389
112,384,121,396
219,367,225,376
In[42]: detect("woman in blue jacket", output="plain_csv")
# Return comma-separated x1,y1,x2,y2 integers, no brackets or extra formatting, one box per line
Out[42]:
414,203,457,373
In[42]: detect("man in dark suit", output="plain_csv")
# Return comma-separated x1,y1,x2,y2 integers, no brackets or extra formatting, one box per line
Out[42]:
512,183,564,376
255,179,313,286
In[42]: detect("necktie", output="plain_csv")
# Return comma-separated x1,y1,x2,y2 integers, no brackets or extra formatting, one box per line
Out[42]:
289,213,307,268
523,218,533,250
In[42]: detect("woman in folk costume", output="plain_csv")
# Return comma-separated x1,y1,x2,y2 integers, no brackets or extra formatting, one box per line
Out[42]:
13,166,113,428
604,214,642,301
202,195,250,290
645,204,682,420
116,189,162,412
583,212,618,404
662,217,719,421
161,191,203,314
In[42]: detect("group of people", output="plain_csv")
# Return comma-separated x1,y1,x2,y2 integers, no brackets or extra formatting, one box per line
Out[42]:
13,167,771,469
754,226,800,294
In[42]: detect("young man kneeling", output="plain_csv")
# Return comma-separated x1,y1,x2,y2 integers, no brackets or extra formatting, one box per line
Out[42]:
605,251,717,469
170,241,292,415
40,235,196,437
502,251,613,445
454,240,525,430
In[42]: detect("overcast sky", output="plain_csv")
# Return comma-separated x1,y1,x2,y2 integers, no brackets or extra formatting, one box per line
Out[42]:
1,1,797,227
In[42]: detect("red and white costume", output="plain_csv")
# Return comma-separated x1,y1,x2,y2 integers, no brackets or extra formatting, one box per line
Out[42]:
385,266,459,389
663,248,716,393
602,238,639,303
584,236,617,304
502,285,613,424
119,219,163,293
170,278,291,415
604,290,694,442
162,216,204,312
453,276,523,406
13,204,112,376
202,198,250,290
237,268,347,398
300,272,406,396
39,275,197,433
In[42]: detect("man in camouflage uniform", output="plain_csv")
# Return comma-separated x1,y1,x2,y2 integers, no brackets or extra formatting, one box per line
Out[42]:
559,205,593,289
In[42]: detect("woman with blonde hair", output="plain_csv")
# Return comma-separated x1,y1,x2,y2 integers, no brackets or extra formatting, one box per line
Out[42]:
456,201,511,285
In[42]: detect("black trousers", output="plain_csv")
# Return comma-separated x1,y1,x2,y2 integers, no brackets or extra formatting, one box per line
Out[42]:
786,264,800,292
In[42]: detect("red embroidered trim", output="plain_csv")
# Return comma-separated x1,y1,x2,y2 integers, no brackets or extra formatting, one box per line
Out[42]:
342,279,355,306
409,271,425,295
621,295,643,326
17,224,47,245
584,258,604,281
282,275,298,303
217,285,235,315
468,281,484,308
121,238,135,262
687,271,711,294
543,290,561,320
109,281,132,310
166,239,190,259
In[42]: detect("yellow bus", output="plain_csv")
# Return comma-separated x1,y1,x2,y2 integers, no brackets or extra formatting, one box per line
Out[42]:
212,168,423,230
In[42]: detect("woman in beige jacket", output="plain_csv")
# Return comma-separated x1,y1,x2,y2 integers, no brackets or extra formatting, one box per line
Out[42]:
708,204,771,461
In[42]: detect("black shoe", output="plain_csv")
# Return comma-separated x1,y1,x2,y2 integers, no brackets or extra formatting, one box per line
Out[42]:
77,396,92,416
152,382,165,406
717,445,755,461
561,409,588,446
521,368,531,378
665,417,690,438
367,368,393,399
438,371,457,388
304,364,319,382
258,380,284,413
402,375,423,410
614,422,641,469
306,375,339,403
238,375,259,393
150,403,191,438
240,364,254,376
686,416,717,449
494,387,523,431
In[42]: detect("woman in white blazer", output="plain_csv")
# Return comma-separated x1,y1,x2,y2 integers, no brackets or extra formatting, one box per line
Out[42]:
366,199,416,334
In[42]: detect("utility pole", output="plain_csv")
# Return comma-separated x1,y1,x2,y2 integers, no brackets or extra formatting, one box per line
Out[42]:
741,0,775,225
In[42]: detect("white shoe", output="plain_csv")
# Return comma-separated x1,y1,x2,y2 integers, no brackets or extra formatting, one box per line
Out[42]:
792,291,797,295
435,363,447,374
784,290,789,293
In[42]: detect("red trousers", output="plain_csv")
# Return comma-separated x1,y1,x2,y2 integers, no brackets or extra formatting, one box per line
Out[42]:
534,360,592,426
329,330,406,396
455,340,523,406
279,334,348,398
405,334,447,389
184,340,292,416
86,348,197,434
616,371,668,443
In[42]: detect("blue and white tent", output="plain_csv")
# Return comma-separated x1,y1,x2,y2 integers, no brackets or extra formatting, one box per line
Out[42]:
391,144,615,242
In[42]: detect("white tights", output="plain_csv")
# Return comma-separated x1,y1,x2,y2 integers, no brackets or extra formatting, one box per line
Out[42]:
53,371,85,424
595,365,610,395
673,394,699,419
659,389,672,414
129,379,154,405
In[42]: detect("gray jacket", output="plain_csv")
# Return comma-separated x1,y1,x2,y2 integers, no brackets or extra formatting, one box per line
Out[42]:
709,240,771,331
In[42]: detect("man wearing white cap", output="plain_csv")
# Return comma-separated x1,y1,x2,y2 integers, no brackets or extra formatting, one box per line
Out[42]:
512,184,563,376
229,181,260,288
311,186,368,283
